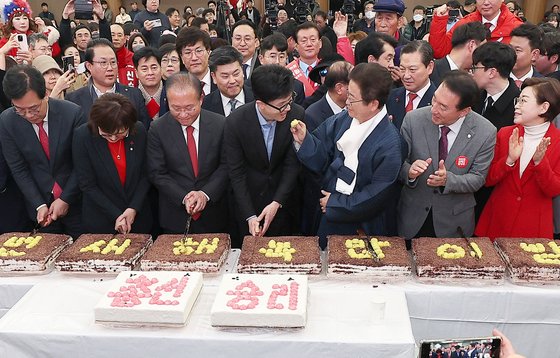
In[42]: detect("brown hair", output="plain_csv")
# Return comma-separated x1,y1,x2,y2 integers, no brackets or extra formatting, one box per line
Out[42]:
522,77,560,121
88,93,138,135
348,62,392,107
348,31,367,44
4,11,38,38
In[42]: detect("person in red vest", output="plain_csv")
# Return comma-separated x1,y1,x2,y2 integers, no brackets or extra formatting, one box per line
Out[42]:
429,0,522,59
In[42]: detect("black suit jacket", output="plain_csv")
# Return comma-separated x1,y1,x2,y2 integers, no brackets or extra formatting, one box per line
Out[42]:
66,82,151,129
386,82,436,130
147,109,229,233
72,122,152,234
430,57,452,88
0,98,85,219
225,101,304,235
239,8,261,25
304,95,334,132
474,79,520,130
201,85,255,116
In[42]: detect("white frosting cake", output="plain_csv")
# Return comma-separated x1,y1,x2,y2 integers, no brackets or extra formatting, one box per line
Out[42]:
210,273,308,327
94,271,203,326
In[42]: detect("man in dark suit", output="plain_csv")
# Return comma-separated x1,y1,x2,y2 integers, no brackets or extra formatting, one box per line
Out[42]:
509,24,545,88
0,65,84,238
536,30,560,79
147,73,229,234
133,46,169,121
202,46,254,117
225,65,304,238
176,27,217,95
470,42,520,220
292,63,403,248
305,61,350,132
238,0,261,26
232,20,261,80
387,40,437,130
258,33,305,106
430,22,488,88
66,39,151,129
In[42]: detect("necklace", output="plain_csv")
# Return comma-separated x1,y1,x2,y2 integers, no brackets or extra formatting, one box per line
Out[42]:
116,140,123,160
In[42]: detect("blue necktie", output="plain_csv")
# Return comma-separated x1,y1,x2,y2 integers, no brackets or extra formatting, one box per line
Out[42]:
263,123,274,160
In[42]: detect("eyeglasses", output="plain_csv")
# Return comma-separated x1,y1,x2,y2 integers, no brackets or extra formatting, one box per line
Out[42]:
233,36,256,43
346,91,363,106
264,54,287,63
182,48,207,58
468,66,486,74
262,92,296,112
92,60,118,69
514,97,530,107
13,101,42,116
161,57,180,65
98,128,129,140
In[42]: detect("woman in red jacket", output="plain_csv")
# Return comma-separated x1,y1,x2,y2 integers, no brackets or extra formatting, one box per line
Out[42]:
476,78,560,240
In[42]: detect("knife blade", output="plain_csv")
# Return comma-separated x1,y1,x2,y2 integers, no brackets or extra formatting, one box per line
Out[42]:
457,226,480,260
363,237,380,262
28,221,42,237
181,214,192,246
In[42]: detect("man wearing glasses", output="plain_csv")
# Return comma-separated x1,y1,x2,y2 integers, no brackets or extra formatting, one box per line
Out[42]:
291,63,402,249
0,65,85,238
225,65,304,241
176,27,216,95
231,20,260,80
397,71,496,249
66,39,151,129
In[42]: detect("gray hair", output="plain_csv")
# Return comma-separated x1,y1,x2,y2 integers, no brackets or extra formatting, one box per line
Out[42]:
165,72,203,98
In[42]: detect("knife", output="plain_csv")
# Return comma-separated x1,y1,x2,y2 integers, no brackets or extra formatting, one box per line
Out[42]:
28,221,42,237
457,226,480,260
181,214,192,246
363,237,380,262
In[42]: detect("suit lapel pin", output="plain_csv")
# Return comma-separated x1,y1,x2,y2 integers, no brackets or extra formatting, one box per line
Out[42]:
467,134,472,139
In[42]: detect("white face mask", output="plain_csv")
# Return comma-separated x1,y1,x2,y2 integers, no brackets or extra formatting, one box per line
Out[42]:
365,11,375,20
413,14,424,22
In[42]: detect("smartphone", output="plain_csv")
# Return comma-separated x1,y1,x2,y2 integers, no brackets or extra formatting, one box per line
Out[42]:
74,0,94,20
16,34,28,52
62,55,75,73
419,336,501,358
151,18,162,27
448,9,460,17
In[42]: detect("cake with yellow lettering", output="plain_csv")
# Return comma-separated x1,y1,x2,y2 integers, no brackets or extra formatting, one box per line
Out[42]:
0,232,72,273
237,236,321,274
327,236,411,281
55,234,152,273
495,238,560,283
140,233,230,273
413,237,506,282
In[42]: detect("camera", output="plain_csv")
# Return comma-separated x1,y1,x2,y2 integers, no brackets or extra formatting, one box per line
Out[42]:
265,0,279,30
341,0,356,29
294,0,311,24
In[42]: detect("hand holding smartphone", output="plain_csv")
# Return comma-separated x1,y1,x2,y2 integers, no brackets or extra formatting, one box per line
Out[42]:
16,34,28,52
419,336,501,358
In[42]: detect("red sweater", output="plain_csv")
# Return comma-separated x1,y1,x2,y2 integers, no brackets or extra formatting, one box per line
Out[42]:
116,46,137,87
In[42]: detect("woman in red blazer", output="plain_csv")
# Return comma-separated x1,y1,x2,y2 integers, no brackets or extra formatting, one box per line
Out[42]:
476,78,560,240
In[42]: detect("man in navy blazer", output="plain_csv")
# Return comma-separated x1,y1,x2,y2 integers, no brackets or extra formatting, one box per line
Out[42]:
147,73,229,234
387,40,436,130
66,39,151,129
202,46,255,117
0,65,84,238
292,63,403,248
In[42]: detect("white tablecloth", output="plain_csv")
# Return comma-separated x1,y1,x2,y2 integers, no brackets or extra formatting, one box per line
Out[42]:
0,280,415,358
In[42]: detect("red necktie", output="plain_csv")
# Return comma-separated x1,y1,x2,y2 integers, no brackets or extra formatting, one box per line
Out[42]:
484,22,492,31
186,126,201,220
514,79,522,88
405,92,418,113
37,121,62,199
146,98,160,119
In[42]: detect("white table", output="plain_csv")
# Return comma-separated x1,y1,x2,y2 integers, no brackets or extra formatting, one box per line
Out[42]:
0,280,415,358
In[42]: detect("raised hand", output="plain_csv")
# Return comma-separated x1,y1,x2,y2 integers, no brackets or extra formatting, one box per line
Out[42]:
533,137,551,166
507,127,524,165
333,11,348,38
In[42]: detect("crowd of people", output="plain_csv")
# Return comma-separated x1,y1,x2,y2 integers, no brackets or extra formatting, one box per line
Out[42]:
0,0,560,254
